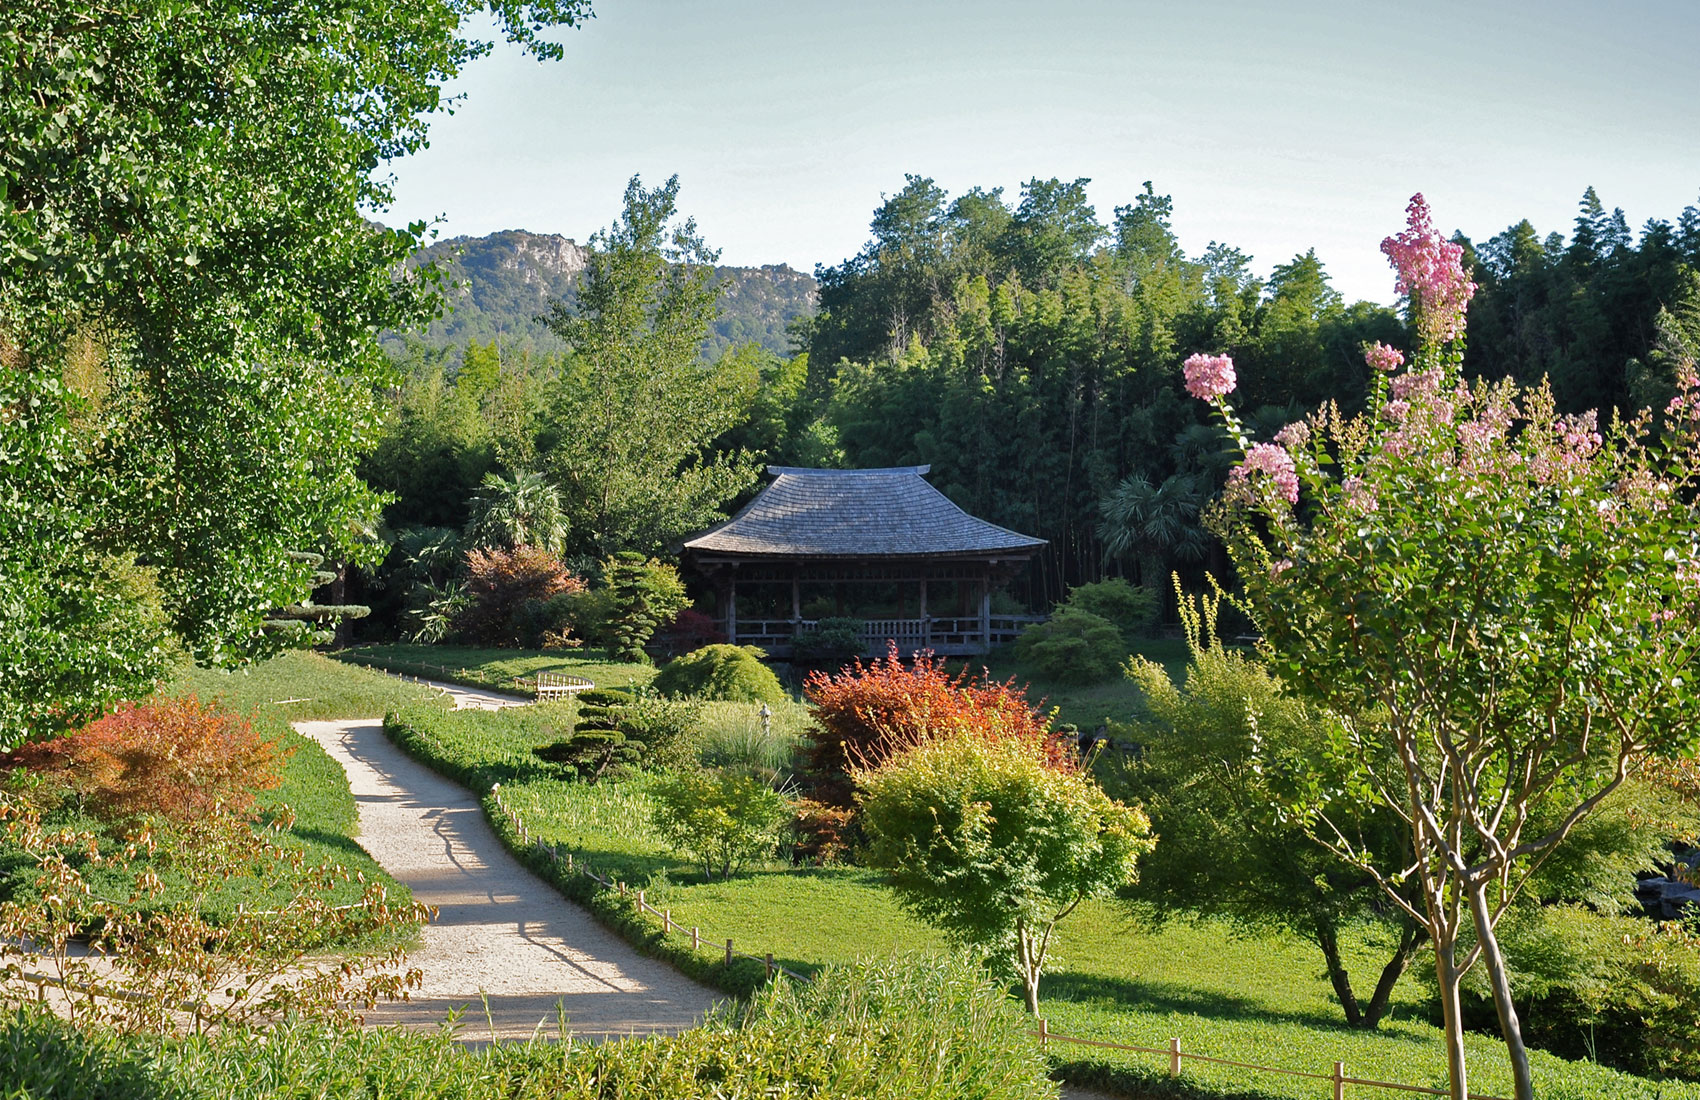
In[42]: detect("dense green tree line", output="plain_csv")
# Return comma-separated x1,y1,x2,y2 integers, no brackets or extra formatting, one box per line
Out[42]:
364,178,1700,630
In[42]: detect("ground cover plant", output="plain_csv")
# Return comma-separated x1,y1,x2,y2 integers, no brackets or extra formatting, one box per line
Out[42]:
1,954,1055,1100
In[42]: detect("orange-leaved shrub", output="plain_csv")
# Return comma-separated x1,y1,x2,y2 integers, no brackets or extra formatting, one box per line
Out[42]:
452,545,587,647
2,695,289,823
802,642,1065,806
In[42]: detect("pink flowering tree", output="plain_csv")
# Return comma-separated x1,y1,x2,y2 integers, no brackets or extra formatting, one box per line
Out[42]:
1191,194,1700,1100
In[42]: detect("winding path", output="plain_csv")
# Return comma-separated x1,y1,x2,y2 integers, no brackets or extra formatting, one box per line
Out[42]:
298,682,720,1040
303,677,1117,1096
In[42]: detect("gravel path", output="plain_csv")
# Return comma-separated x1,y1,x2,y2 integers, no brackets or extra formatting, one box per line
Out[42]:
308,674,1121,1093
298,713,722,1040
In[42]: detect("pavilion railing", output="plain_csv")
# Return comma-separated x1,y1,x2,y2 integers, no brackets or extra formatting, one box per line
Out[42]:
726,615,1047,655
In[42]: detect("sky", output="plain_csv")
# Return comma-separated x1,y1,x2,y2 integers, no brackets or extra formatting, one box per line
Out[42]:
381,0,1700,305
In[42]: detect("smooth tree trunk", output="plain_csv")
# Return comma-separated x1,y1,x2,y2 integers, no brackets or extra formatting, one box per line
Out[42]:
1361,922,1425,1029
1468,884,1535,1100
1432,935,1472,1100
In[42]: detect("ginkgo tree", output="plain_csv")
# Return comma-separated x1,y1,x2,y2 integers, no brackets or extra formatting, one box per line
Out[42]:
1197,195,1700,1100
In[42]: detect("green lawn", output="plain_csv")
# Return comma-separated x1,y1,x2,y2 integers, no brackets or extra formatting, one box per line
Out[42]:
965,636,1193,731
385,699,1690,1100
334,643,659,696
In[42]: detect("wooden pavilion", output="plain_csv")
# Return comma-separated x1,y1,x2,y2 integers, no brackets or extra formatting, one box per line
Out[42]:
682,466,1046,657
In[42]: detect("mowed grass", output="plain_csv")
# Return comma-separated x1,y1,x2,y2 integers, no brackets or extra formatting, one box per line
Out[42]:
961,636,1194,731
335,643,658,696
169,648,444,721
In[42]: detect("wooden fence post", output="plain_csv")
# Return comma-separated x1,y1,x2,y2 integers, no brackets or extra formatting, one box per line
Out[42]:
618,881,626,897
1038,1017,1049,1050
726,939,734,966
1169,1037,1182,1077
692,926,700,951
636,889,645,912
765,953,774,978
662,909,672,933
1333,1061,1345,1100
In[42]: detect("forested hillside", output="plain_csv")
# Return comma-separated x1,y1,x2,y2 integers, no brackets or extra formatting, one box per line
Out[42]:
382,229,817,363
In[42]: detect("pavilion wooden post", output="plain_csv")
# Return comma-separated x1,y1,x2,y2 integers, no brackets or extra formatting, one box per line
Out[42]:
919,578,929,647
791,570,801,624
727,574,738,645
978,574,992,653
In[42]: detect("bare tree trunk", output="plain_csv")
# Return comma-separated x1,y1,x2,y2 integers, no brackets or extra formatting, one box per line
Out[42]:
1314,918,1364,1027
1433,933,1471,1100
1015,918,1041,1015
1468,883,1535,1100
1360,921,1425,1029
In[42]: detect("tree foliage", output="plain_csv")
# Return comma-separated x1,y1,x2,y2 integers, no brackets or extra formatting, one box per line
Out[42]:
857,735,1154,1013
543,176,760,554
0,0,590,743
1201,194,1700,1100
650,768,791,880
802,643,1060,806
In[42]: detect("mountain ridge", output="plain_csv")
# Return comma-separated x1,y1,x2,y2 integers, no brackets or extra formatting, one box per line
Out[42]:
381,229,817,362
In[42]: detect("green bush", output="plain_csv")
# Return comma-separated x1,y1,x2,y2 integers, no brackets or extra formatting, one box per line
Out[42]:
1062,577,1156,639
1014,607,1125,684
652,644,786,704
649,767,791,879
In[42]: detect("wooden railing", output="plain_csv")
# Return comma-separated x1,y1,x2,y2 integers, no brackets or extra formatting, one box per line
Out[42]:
525,672,595,700
728,615,1049,656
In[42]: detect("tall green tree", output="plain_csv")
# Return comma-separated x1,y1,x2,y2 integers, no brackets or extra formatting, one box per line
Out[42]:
542,175,760,554
0,0,592,744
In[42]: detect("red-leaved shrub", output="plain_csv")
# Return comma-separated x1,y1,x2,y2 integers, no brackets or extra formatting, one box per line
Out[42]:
652,607,727,658
3,696,291,823
453,545,587,647
803,643,1066,806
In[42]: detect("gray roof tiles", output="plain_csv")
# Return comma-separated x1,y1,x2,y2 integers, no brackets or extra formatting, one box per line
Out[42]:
683,466,1046,559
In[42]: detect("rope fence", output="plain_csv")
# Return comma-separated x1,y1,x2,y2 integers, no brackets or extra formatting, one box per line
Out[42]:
487,784,1505,1100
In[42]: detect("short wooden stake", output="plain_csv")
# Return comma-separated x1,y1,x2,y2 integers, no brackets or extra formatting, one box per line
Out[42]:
663,908,672,932
566,852,573,871
1169,1037,1182,1077
618,881,626,897
636,889,645,911
1038,1017,1049,1050
764,953,774,978
1333,1061,1345,1100
691,926,700,951
726,939,734,966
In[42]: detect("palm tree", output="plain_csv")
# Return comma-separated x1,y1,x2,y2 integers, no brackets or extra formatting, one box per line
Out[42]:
462,470,569,555
1097,473,1210,597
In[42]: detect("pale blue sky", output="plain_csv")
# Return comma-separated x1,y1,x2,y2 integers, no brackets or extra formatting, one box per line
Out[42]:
382,0,1700,304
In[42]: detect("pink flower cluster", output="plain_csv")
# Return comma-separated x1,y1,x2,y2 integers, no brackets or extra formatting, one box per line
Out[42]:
1231,442,1300,503
1390,368,1442,401
1274,421,1311,449
1364,342,1405,373
1380,194,1477,345
1183,353,1237,400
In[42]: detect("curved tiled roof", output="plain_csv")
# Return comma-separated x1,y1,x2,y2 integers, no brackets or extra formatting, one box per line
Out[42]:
683,466,1046,559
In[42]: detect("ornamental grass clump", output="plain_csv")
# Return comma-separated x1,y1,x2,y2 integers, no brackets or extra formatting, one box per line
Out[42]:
1194,192,1700,1100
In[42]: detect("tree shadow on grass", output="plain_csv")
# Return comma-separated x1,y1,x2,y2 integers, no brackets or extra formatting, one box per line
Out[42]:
1042,969,1362,1034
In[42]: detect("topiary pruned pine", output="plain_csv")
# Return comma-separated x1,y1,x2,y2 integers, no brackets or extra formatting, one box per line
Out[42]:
531,687,697,781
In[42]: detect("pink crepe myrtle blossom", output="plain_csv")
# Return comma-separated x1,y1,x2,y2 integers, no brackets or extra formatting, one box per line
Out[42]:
1390,369,1443,401
1364,342,1405,373
1231,442,1300,504
1274,421,1311,450
1183,353,1237,400
1380,194,1476,345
